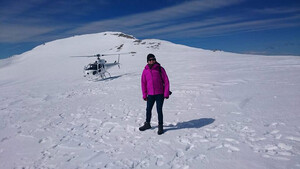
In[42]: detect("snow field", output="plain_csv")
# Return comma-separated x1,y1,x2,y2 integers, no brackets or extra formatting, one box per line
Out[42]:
0,32,300,168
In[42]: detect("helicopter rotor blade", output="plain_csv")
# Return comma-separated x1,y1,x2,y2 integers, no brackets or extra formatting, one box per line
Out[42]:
70,55,97,58
70,54,104,58
70,52,136,58
101,52,136,56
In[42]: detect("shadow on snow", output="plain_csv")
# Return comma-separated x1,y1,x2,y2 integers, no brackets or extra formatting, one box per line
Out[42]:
90,74,128,82
164,118,215,133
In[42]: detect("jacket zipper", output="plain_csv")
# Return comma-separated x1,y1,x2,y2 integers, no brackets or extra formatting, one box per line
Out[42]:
150,69,155,95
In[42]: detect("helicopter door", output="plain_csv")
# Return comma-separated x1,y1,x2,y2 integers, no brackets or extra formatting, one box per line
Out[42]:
98,64,103,72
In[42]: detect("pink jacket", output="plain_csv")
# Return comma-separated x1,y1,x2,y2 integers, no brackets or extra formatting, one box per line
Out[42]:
141,63,170,99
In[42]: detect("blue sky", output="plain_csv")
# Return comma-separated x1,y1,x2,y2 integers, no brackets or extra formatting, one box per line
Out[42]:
1,0,300,59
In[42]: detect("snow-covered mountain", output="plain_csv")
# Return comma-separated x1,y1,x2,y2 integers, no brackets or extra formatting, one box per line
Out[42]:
0,32,299,169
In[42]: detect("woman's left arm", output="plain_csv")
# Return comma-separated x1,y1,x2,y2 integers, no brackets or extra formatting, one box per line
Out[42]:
161,67,170,98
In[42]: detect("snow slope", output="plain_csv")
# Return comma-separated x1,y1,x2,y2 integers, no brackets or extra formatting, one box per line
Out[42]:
0,32,300,169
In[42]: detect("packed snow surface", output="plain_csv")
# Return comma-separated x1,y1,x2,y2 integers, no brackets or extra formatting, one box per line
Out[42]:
0,32,299,169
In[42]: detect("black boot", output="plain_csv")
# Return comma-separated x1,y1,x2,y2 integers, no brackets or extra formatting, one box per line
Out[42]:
157,124,164,135
139,122,151,131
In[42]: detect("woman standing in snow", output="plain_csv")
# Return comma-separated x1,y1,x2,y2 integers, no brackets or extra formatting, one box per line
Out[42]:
139,54,170,135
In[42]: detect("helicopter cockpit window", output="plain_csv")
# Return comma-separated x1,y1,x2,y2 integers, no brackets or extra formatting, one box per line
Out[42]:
85,64,97,70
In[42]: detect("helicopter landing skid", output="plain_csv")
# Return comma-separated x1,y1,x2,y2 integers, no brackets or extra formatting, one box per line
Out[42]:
84,71,112,81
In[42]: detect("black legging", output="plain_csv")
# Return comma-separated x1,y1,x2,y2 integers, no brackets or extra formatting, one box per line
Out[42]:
146,94,164,125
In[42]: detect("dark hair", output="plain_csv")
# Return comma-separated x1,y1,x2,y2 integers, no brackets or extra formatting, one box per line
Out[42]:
147,53,156,62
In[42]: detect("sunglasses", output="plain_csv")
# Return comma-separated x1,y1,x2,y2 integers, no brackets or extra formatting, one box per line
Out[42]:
148,58,156,61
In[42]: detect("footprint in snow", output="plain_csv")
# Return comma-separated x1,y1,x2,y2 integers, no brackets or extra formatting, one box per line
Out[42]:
286,136,300,142
224,143,240,152
224,138,240,144
253,143,294,161
230,111,242,115
155,155,164,166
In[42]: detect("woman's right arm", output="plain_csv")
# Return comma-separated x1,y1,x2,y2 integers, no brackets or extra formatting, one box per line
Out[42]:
141,70,147,100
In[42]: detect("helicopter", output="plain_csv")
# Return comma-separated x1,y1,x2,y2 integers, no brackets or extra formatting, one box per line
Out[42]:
72,52,136,80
